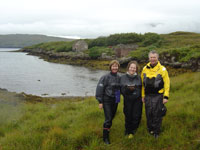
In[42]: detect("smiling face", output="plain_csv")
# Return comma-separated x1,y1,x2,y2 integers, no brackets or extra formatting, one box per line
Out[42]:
149,53,159,66
128,63,137,75
111,63,119,73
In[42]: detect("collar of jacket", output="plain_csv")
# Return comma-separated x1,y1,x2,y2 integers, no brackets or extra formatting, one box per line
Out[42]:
110,72,117,76
126,72,137,79
146,61,161,70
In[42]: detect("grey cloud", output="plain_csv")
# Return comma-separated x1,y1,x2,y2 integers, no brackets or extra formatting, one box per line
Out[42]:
0,0,200,38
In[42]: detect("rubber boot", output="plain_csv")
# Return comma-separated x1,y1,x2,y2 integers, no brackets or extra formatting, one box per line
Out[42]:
103,129,110,144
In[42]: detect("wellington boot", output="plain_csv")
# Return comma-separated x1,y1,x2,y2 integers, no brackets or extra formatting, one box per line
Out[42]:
153,134,159,139
104,138,110,144
103,129,110,144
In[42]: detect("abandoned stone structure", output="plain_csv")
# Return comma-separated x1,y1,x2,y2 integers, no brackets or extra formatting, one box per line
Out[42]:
113,44,138,57
72,40,88,52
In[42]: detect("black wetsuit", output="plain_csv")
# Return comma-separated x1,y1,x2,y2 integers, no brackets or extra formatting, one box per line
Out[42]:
96,72,120,129
120,73,142,134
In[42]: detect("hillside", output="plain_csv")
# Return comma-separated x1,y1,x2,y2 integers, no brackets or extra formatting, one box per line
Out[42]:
21,31,200,72
0,72,199,149
0,34,74,48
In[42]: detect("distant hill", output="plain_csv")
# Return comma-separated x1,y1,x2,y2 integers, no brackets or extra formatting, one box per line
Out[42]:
0,34,74,48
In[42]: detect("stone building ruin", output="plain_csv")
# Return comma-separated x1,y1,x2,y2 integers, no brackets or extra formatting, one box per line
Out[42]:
72,40,88,52
113,44,138,57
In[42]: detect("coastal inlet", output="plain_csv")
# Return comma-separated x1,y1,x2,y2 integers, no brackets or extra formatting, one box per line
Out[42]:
0,48,108,97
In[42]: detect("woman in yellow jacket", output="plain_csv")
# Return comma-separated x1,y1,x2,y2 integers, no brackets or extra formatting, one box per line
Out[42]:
141,50,170,138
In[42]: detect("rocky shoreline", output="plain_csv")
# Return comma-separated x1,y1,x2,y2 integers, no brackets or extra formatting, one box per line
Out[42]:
20,48,112,70
19,48,199,75
0,88,88,104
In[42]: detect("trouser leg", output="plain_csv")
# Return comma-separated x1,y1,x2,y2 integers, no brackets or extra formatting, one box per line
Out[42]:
145,94,163,135
103,99,118,144
103,100,118,129
131,98,143,132
151,94,163,134
123,98,133,134
124,97,143,134
145,98,153,132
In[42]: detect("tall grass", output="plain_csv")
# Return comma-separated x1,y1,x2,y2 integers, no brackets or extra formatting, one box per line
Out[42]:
0,72,200,150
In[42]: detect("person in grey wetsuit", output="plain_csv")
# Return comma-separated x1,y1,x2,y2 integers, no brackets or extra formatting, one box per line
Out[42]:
95,60,120,144
120,61,142,138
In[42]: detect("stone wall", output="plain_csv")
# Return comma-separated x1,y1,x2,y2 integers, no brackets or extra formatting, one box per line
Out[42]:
159,53,200,71
113,44,138,57
118,52,200,72
72,40,88,52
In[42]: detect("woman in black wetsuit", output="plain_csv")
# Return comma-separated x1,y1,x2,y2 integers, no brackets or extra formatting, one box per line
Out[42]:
95,60,120,144
120,61,142,138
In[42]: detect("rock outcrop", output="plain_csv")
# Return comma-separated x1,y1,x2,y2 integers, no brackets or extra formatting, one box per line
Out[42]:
21,48,200,72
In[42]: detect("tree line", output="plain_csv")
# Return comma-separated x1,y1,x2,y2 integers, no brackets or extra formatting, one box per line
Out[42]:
88,32,162,48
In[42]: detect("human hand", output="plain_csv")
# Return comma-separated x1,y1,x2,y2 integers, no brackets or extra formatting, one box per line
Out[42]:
142,97,145,103
163,99,168,104
99,103,103,109
128,86,135,91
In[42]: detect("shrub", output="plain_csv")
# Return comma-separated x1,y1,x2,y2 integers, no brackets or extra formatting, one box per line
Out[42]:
142,32,162,47
88,47,114,59
88,37,107,48
161,45,200,62
129,46,158,60
88,33,143,48
107,33,143,46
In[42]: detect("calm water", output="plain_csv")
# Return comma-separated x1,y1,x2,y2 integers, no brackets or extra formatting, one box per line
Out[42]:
0,48,108,97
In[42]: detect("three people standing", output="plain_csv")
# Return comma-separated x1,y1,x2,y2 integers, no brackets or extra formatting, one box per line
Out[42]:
96,50,170,144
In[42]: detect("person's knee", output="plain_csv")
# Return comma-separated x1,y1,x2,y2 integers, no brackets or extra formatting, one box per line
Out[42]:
104,121,112,128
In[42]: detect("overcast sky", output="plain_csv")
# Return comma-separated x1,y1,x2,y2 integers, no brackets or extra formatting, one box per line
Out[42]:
0,0,200,38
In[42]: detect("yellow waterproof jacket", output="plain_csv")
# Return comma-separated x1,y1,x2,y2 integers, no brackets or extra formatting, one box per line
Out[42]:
141,61,170,99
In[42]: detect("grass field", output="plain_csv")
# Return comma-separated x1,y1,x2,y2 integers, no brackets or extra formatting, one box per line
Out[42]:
0,72,200,150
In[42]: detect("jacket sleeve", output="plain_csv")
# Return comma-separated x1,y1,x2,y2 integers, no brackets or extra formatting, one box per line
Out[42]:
141,68,145,98
95,75,106,103
162,68,170,99
120,76,126,95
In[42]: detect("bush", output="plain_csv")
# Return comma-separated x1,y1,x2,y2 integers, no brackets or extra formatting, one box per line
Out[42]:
88,37,107,48
129,46,158,60
107,33,143,46
23,41,73,52
161,45,200,62
88,47,114,59
88,33,143,48
55,44,72,52
142,32,162,47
